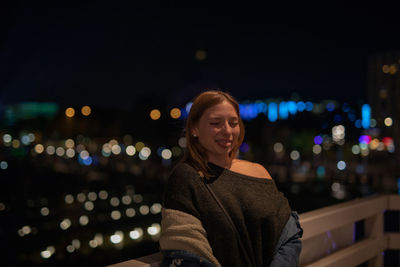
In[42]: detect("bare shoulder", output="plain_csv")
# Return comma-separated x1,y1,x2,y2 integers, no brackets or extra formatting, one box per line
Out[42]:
231,159,272,180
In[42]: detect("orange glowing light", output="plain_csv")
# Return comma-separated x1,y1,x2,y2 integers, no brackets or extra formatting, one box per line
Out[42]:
389,64,398,75
195,49,207,61
382,65,390,74
81,106,91,116
170,108,181,119
65,107,75,118
150,109,161,120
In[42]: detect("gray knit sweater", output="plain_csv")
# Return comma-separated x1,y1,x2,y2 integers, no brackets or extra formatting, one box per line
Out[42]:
163,162,291,267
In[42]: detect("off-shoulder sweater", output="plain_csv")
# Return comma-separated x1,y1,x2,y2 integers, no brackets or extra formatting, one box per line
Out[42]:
162,162,292,267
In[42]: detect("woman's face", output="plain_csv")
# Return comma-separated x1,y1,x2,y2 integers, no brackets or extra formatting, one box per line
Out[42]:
193,100,241,163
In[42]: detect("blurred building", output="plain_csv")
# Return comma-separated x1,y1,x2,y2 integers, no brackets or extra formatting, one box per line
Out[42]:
367,50,400,160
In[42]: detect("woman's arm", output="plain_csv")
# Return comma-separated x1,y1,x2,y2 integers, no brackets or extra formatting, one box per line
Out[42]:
270,211,303,267
159,209,220,266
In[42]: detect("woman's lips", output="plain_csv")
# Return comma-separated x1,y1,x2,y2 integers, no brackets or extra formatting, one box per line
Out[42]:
216,139,232,148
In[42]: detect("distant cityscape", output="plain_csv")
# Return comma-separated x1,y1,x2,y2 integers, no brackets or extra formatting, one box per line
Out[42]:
0,50,399,267
0,94,399,266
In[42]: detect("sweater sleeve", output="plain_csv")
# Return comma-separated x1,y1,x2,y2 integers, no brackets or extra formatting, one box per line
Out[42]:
162,163,203,219
160,163,222,267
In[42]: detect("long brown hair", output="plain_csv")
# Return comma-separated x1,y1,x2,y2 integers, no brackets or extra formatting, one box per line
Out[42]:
183,90,245,178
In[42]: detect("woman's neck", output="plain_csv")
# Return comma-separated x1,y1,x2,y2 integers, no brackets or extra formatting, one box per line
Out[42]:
207,156,232,169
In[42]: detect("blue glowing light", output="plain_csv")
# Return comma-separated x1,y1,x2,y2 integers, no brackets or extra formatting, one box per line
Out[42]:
361,104,371,129
397,178,400,195
278,102,288,119
359,135,371,144
314,136,323,145
337,161,346,170
21,135,30,145
317,166,325,179
287,101,297,115
255,102,267,115
239,142,249,153
185,102,193,114
297,101,305,112
240,104,258,120
268,102,278,122
83,156,92,166
342,103,350,112
180,108,188,119
305,102,313,111
326,102,335,112
355,120,362,128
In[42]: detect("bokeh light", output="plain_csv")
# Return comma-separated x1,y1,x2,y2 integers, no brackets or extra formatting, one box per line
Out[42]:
195,49,207,61
337,161,346,170
150,109,161,120
290,150,300,160
126,145,136,156
273,142,284,153
384,117,393,127
65,107,75,118
81,106,91,116
0,161,8,170
312,145,322,154
314,136,323,145
170,108,181,119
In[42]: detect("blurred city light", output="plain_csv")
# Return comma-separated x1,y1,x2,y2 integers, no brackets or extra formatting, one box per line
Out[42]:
361,104,371,129
129,228,143,240
290,150,300,160
0,161,8,170
81,106,91,116
150,109,161,120
268,102,278,122
170,108,181,119
273,142,284,153
110,231,124,244
384,117,393,127
65,107,75,118
126,145,136,156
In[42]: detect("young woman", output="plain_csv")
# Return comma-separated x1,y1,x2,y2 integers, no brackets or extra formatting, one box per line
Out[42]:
160,90,302,267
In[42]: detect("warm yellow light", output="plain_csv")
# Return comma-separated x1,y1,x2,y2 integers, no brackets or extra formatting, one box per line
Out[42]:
384,117,393,127
135,142,145,152
150,109,161,120
81,106,91,116
382,65,390,74
195,49,207,61
389,64,398,75
369,139,379,150
379,89,388,99
12,139,20,148
35,144,44,154
65,139,75,148
170,108,181,119
65,107,75,118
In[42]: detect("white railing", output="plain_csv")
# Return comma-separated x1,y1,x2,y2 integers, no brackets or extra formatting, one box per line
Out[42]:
107,194,400,267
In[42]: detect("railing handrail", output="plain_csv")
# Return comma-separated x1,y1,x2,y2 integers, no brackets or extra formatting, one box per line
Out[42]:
107,194,400,267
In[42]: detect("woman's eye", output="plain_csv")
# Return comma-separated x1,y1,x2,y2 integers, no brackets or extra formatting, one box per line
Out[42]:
210,122,219,126
230,122,238,127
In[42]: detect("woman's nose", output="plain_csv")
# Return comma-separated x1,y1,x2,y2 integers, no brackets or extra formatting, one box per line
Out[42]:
221,122,232,134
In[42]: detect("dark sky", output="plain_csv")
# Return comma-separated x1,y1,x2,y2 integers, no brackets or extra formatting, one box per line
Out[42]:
2,6,400,110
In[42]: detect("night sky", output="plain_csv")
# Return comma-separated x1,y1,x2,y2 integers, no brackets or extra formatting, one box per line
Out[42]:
2,6,400,110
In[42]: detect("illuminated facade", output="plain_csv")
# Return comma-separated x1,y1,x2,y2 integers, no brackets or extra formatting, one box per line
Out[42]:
367,50,400,157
